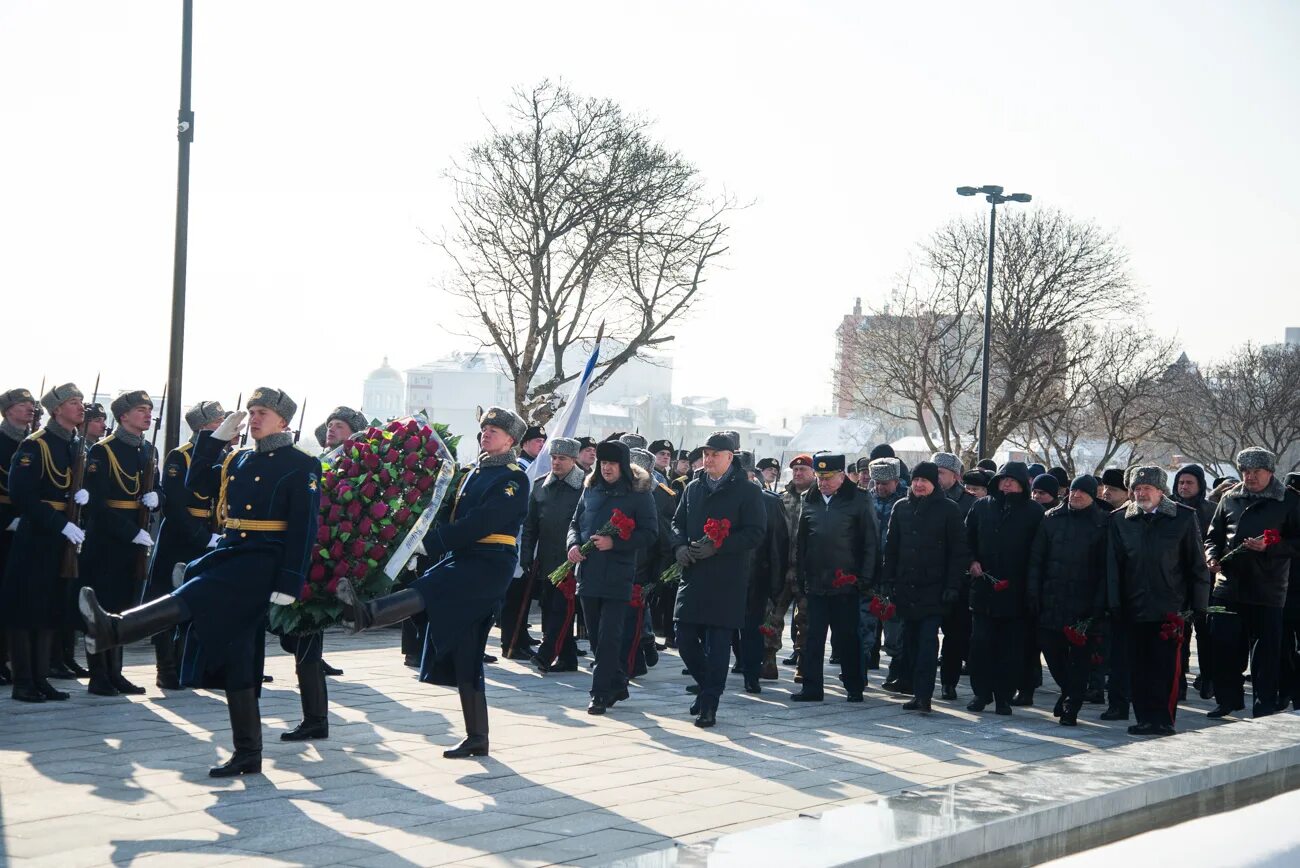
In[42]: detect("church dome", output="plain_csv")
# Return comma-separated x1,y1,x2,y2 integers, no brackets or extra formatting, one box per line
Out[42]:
366,357,403,383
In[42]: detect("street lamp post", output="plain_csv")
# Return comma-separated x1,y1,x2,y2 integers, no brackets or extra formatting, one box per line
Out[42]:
955,184,1031,462
164,0,195,455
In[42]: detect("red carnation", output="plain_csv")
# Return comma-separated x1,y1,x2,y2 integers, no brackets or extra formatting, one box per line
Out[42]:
316,526,331,544
1090,653,1104,666
404,487,420,504
349,539,366,558
832,569,858,589
1263,529,1282,547
1063,626,1086,647
326,577,340,594
758,625,777,638
417,475,434,492
309,563,326,583
379,524,398,541
703,517,732,548
368,544,387,561
300,584,313,602
394,507,411,524
329,541,344,560
360,481,378,500
883,602,897,620
370,502,389,520
993,579,1010,592
423,455,439,470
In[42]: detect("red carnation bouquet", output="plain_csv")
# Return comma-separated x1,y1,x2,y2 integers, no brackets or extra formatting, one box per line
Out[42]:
548,508,636,586
657,517,731,585
978,571,1011,592
1063,617,1092,647
1159,610,1192,643
268,417,460,636
868,594,896,621
1220,528,1282,565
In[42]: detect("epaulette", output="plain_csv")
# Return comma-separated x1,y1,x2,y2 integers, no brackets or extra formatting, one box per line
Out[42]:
507,463,521,472
27,429,46,442
658,482,677,496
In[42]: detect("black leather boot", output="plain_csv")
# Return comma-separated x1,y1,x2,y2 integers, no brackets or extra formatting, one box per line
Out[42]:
154,633,181,689
443,684,489,758
87,651,120,696
32,630,69,701
108,647,146,695
210,688,263,777
337,579,425,632
62,630,90,677
9,631,44,703
281,660,329,741
80,588,189,653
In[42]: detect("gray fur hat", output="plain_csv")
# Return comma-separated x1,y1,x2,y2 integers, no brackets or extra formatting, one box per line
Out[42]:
1129,465,1169,493
549,436,580,460
41,383,84,416
628,447,655,473
247,387,297,423
0,387,36,413
110,389,153,421
185,400,227,431
619,433,648,450
931,452,963,475
869,457,901,483
1236,447,1276,473
479,406,526,443
326,405,369,435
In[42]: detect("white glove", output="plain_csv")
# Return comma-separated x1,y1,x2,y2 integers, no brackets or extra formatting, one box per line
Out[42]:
208,533,222,548
131,529,154,548
5,518,17,532
269,592,296,605
141,491,160,510
213,410,247,442
61,523,86,545
73,489,89,506
414,540,427,556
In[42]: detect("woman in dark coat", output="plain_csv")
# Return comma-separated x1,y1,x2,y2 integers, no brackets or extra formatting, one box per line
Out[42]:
965,461,1044,714
566,440,658,714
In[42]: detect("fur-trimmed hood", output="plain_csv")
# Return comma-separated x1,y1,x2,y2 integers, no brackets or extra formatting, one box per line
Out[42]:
585,461,652,492
1220,475,1287,504
1122,495,1180,520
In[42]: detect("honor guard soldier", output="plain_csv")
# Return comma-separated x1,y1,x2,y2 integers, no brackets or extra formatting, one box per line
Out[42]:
2,384,88,702
338,406,531,760
82,389,320,777
83,403,108,446
141,400,228,689
80,390,163,696
0,387,39,687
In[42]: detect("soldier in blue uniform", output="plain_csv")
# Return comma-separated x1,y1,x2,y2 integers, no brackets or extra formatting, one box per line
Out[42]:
2,384,89,703
80,390,164,696
140,400,228,689
0,387,40,687
81,388,320,777
338,406,531,760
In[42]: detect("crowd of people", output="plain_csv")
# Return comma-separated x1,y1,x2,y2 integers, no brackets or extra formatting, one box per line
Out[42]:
2,381,1298,779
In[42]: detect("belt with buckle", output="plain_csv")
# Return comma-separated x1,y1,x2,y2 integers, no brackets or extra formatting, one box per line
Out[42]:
224,518,288,532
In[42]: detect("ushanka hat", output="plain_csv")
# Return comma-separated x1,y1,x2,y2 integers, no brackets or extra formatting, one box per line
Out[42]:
931,452,963,475
247,387,298,423
326,405,368,434
110,389,153,421
549,436,580,459
479,406,526,443
629,447,655,473
596,439,629,464
736,450,756,471
911,461,940,488
619,433,648,450
185,400,227,431
41,382,83,415
0,388,36,413
1101,468,1128,490
1236,447,1276,473
869,457,901,482
83,403,107,421
1129,465,1168,493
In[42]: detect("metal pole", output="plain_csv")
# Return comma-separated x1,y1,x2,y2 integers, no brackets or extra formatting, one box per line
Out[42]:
164,0,195,455
977,200,997,461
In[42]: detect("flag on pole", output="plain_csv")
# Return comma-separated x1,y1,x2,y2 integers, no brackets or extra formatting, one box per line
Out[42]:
527,329,602,483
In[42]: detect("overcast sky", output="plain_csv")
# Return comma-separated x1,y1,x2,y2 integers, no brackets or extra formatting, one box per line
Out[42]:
2,1,1296,438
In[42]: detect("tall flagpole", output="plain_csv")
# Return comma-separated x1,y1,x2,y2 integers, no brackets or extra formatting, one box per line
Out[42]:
164,0,195,455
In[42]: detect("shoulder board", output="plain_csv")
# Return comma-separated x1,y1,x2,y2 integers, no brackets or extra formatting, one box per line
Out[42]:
507,463,521,472
658,482,677,496
27,429,45,441
177,442,193,453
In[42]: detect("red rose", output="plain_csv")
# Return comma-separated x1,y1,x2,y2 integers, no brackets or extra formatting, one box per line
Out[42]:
336,458,353,474
346,501,363,520
401,436,417,451
363,453,380,470
367,427,383,440
349,539,366,558
309,563,326,583
417,475,434,492
329,541,345,560
403,452,420,470
370,502,389,520
832,569,857,589
339,520,354,535
323,471,337,487
993,579,1010,592
300,584,313,602
385,449,399,464
357,518,373,536
423,455,440,470
404,488,420,504
394,507,412,524
326,577,340,594
401,470,417,485
316,526,331,544
384,485,400,499
350,560,368,578
1263,529,1282,547
327,504,342,524
368,544,387,561
386,420,404,433
882,603,897,620
360,481,378,500
379,525,398,541
379,469,393,485
347,463,364,478
405,419,419,434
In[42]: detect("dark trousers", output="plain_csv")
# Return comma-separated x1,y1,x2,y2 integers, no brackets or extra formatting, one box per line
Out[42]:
537,583,578,668
739,610,764,680
676,621,731,709
969,614,1023,704
279,631,323,669
1183,611,1211,685
1211,602,1283,716
1105,617,1131,712
1130,620,1183,727
651,583,677,643
901,615,943,702
580,596,626,702
940,606,971,689
402,612,427,660
498,573,535,654
802,593,863,696
1279,617,1300,710
621,602,649,678
1019,614,1042,693
1040,627,1090,712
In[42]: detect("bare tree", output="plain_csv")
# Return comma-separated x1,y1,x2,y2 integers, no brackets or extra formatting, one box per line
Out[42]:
432,81,733,419
1166,342,1300,474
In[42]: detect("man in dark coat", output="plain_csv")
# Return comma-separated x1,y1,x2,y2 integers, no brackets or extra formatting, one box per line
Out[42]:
337,406,530,759
737,459,789,694
0,387,39,688
768,454,814,675
567,440,658,714
1204,447,1300,719
142,400,228,690
1173,463,1217,699
880,461,965,713
1108,466,1210,735
3,383,88,703
934,452,976,700
79,390,163,697
82,389,320,775
672,431,767,727
1027,475,1110,726
870,457,908,690
1279,472,1300,711
965,461,1044,715
624,446,676,673
520,437,585,673
793,453,877,704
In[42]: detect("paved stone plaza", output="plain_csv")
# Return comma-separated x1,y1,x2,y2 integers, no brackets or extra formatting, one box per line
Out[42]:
0,627,1231,867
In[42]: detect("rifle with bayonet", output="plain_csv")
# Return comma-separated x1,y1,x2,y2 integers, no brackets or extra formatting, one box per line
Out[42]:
135,384,165,582
59,372,98,580
292,398,307,445
212,392,241,533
